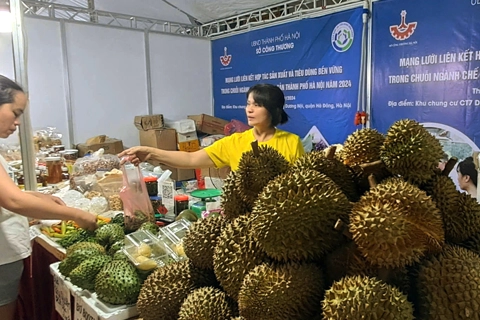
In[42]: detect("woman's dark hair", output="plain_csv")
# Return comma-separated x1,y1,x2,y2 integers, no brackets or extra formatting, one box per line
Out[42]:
457,156,477,187
0,75,24,107
246,83,289,126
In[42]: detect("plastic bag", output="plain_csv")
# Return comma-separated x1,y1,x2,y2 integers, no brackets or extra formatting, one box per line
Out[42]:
120,162,154,232
70,149,120,190
98,174,124,211
224,119,250,136
33,127,63,151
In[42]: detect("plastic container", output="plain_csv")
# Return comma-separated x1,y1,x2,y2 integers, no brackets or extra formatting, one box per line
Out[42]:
45,156,63,184
144,176,158,196
59,149,79,161
122,230,177,270
174,194,189,215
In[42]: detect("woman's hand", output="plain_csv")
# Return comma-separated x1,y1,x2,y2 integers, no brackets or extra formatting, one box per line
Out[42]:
118,146,155,166
73,209,98,231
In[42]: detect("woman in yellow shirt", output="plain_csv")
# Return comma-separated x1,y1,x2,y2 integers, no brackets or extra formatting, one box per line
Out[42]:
120,84,305,170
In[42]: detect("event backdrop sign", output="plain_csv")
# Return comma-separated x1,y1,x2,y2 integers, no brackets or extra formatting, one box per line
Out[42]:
212,7,363,145
371,0,480,157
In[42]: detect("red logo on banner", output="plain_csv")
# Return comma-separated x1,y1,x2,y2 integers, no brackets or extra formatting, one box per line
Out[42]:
390,10,417,41
220,47,232,66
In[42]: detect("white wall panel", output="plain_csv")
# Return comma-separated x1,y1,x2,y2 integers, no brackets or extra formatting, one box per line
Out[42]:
149,33,212,121
24,18,70,147
0,32,18,145
65,23,148,148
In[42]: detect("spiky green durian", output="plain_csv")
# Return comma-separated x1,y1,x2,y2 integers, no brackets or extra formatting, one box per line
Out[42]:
69,255,112,290
95,223,125,247
251,169,351,262
59,242,107,277
94,260,141,305
183,216,228,269
449,192,480,243
138,221,159,235
350,177,444,268
136,261,216,320
236,145,290,207
322,275,414,320
380,119,443,184
417,245,480,319
291,150,359,202
342,128,385,166
221,170,251,221
178,287,236,320
213,215,269,300
238,262,324,320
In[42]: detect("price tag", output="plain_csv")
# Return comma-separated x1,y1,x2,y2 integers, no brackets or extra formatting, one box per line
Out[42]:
53,273,72,320
73,293,98,320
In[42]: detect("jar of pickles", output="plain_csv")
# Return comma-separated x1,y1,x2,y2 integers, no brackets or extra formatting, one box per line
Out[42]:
45,156,63,184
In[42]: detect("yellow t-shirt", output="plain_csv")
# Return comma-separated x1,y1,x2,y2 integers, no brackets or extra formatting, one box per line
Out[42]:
204,128,305,171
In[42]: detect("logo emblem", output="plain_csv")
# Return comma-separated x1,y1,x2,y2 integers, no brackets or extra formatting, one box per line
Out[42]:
220,47,232,66
390,10,417,41
331,22,354,52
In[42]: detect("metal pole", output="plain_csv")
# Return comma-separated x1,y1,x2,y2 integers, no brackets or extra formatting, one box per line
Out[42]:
10,0,37,191
144,30,153,115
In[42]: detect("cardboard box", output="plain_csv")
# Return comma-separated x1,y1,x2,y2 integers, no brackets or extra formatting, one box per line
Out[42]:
76,138,124,157
200,166,231,180
134,114,164,131
161,165,196,182
139,128,177,150
188,114,229,135
178,139,200,152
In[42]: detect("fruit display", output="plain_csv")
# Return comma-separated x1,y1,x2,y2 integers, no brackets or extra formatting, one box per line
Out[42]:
48,118,480,319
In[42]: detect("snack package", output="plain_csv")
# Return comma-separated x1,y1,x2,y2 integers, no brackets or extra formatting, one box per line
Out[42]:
120,162,154,232
98,169,124,211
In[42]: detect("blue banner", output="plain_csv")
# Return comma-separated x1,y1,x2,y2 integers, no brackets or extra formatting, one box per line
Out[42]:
371,0,480,156
212,8,363,145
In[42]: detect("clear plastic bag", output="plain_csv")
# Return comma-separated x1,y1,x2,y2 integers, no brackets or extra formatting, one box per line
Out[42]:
70,149,120,190
98,175,124,211
120,163,154,232
33,127,63,150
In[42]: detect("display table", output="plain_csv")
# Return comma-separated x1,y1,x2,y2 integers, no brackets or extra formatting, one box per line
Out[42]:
16,236,65,320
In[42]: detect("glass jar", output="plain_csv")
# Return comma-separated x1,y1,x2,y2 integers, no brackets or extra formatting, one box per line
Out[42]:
62,167,70,181
45,156,63,184
17,172,25,189
144,176,159,196
174,194,189,215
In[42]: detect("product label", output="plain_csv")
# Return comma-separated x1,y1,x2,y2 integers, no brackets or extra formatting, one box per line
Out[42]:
73,293,98,320
53,273,71,320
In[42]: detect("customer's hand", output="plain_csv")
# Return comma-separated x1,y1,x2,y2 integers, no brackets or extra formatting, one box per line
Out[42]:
73,210,98,231
118,146,154,166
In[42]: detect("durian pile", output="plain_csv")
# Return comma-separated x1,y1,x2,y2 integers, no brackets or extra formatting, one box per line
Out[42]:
134,119,480,319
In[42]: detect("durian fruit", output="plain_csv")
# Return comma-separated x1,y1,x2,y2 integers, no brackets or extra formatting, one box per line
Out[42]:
450,192,480,243
251,169,351,262
380,119,444,184
350,177,444,269
65,241,106,256
221,170,251,221
236,144,290,207
183,216,228,269
95,223,125,248
238,262,324,320
459,232,480,255
416,245,480,319
136,261,216,320
178,287,236,320
69,255,112,290
322,275,414,320
213,215,269,300
291,149,359,202
138,221,159,235
59,242,107,277
341,128,385,166
95,260,142,305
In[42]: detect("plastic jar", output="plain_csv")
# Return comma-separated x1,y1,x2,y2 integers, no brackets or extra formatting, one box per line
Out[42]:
174,194,189,215
45,156,63,184
144,176,159,196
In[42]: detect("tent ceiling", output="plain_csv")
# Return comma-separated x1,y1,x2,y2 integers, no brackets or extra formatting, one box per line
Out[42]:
53,0,290,24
